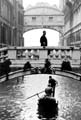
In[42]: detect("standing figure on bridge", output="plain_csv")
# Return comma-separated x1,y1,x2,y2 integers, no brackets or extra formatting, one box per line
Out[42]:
48,76,58,97
40,31,48,47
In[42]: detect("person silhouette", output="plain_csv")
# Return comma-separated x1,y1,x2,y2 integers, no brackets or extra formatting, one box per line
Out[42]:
44,58,51,73
23,61,32,72
48,76,58,97
40,31,48,47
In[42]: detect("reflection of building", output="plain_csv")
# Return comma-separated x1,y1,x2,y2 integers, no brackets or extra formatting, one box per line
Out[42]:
0,0,24,47
60,0,81,47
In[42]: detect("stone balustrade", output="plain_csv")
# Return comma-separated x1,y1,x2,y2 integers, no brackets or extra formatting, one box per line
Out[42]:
0,46,80,68
7,46,80,68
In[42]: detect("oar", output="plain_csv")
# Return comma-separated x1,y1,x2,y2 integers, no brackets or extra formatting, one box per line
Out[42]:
23,90,45,101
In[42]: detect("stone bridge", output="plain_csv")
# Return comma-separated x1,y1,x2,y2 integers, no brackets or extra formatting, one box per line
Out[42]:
24,3,64,35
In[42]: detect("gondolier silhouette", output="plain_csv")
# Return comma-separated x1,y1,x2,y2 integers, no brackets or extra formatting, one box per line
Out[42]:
48,76,58,97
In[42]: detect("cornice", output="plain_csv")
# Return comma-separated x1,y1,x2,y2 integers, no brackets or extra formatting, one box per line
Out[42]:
24,2,64,16
25,2,60,12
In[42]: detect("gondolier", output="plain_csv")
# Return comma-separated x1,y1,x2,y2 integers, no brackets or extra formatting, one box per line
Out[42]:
48,76,58,97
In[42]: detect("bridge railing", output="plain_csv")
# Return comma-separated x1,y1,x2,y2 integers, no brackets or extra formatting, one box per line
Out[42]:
0,68,81,83
7,46,80,68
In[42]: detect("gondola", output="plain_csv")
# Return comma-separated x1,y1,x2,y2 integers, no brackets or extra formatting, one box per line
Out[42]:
37,87,58,120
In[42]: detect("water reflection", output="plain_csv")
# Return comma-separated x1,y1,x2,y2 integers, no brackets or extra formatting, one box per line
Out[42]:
0,75,81,120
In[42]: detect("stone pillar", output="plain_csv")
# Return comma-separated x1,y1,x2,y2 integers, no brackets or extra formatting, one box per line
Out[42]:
8,47,17,59
39,49,47,59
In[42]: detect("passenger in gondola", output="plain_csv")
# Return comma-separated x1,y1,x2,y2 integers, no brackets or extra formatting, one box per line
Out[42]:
48,76,58,97
44,86,53,97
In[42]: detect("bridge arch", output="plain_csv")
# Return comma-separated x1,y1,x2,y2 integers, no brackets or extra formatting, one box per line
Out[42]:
24,27,63,35
24,2,64,35
24,28,59,46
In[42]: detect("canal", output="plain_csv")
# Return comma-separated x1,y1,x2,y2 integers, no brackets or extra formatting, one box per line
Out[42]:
0,74,81,120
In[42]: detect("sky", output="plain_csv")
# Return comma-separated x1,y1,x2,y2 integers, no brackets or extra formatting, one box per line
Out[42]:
23,0,60,47
23,0,59,9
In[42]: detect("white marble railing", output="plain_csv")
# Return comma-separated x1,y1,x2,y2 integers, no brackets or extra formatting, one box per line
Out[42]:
7,46,80,68
0,46,80,68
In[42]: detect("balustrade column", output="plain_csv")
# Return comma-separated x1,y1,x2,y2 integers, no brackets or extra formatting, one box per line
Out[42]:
39,49,47,59
8,47,17,59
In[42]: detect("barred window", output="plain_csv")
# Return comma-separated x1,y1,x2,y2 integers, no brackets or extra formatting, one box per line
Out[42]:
49,16,53,21
32,17,36,21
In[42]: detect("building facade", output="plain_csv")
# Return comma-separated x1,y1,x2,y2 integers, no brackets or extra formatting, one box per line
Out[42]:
15,0,24,46
0,0,24,47
60,0,81,47
59,0,66,10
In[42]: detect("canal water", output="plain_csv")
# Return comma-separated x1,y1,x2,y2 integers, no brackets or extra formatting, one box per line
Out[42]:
0,74,81,120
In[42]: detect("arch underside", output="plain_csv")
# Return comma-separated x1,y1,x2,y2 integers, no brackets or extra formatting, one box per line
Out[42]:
24,25,64,35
